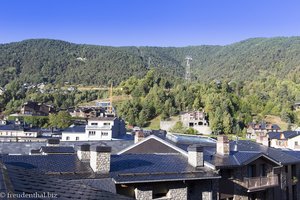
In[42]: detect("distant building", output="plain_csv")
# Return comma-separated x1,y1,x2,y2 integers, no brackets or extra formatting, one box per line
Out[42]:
247,122,280,140
267,131,300,150
180,110,212,135
0,87,5,95
61,117,126,141
0,120,41,142
69,106,106,118
20,101,55,116
293,102,300,110
96,101,116,116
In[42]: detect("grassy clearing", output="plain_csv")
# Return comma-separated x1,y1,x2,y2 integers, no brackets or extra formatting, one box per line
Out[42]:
144,115,161,130
79,95,132,107
264,115,289,130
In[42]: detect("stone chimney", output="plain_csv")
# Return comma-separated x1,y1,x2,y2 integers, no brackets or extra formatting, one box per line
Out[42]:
134,130,144,143
216,135,229,155
90,146,111,174
188,144,204,167
77,144,91,162
46,138,60,146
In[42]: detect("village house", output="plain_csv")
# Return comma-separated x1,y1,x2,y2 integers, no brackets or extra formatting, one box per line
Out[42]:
61,117,126,141
0,120,41,142
247,122,281,140
266,131,300,150
69,106,106,118
180,111,212,135
20,101,55,116
160,110,212,135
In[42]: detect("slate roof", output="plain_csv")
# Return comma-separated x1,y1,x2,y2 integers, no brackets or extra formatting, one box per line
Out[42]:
0,154,92,173
204,140,300,168
268,131,300,140
40,146,75,154
62,125,85,134
110,154,219,184
0,140,134,155
248,122,280,130
1,162,132,200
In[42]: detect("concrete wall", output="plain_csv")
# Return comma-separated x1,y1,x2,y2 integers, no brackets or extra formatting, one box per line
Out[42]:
160,120,177,131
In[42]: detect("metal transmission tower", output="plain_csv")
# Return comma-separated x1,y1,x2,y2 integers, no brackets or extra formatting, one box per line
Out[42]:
185,56,192,82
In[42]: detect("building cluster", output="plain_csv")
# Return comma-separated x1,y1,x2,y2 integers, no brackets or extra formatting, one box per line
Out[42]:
160,110,212,135
0,116,126,142
246,122,300,151
1,133,300,200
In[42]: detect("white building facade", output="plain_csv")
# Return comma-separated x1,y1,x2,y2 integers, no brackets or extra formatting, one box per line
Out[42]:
62,117,126,141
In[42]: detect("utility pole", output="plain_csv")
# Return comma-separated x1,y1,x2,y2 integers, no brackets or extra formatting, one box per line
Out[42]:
185,56,192,82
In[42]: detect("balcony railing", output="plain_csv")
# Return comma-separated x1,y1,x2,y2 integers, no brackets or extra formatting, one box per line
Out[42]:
238,175,279,192
86,125,111,129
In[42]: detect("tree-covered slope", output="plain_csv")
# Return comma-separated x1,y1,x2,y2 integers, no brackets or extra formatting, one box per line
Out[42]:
1,37,300,86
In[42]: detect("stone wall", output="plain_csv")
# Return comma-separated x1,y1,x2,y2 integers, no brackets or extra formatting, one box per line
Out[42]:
160,120,177,131
134,186,152,200
90,151,110,173
77,150,90,161
187,179,218,200
168,187,187,200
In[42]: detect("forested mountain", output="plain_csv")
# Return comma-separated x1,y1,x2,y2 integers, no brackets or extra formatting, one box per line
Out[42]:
1,37,300,86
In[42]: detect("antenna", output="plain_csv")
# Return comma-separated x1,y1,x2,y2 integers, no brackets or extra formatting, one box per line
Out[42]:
185,56,192,82
148,57,151,68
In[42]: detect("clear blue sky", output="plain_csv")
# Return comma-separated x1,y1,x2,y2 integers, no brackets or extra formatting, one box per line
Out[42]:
1,0,300,46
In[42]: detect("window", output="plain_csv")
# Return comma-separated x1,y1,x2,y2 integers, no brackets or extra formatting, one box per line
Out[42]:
76,137,79,141
247,165,255,177
104,123,110,126
89,131,96,135
101,132,108,136
295,141,299,146
260,164,266,176
153,186,169,199
91,123,98,126
66,136,70,140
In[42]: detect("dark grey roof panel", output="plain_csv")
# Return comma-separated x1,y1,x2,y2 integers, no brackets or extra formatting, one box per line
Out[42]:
2,163,132,200
1,154,92,173
110,154,219,183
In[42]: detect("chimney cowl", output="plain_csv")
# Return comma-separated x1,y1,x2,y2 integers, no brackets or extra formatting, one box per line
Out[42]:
80,144,90,151
47,138,60,145
94,146,112,153
187,144,204,152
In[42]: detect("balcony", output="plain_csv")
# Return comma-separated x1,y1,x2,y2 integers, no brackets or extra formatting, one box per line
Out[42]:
238,175,279,192
86,125,111,130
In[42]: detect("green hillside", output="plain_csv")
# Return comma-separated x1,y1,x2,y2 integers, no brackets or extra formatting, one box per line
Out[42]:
2,37,300,86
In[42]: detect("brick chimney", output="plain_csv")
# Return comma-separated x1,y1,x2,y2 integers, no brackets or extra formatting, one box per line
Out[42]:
216,135,230,155
90,146,111,174
134,130,144,143
77,144,91,162
188,144,204,167
46,138,60,146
